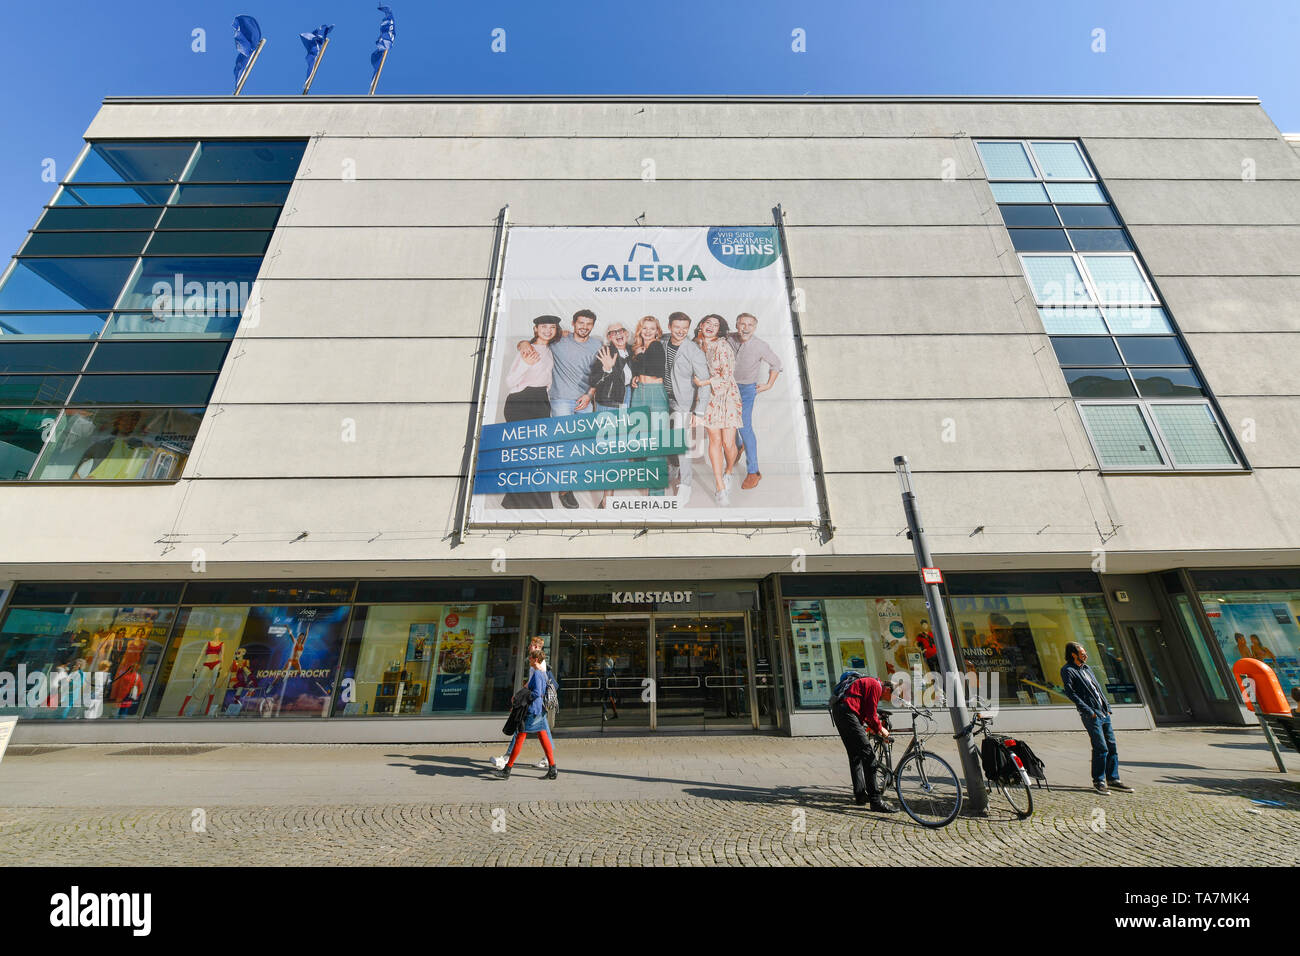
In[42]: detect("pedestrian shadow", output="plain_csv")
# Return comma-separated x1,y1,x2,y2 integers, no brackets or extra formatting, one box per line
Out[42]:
1152,774,1300,804
386,754,499,779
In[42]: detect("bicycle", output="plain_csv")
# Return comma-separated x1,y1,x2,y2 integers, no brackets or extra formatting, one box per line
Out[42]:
957,696,1034,820
870,702,964,828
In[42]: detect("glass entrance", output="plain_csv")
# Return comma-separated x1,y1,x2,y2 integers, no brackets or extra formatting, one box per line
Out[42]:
552,615,652,729
655,615,751,730
1128,622,1192,722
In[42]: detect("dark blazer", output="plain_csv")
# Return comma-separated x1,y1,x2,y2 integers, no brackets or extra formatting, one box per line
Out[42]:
1060,661,1111,718
588,350,628,407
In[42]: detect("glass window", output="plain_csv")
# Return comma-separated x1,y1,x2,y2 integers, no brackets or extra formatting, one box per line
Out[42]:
85,341,230,373
185,142,306,183
30,406,202,480
1068,229,1132,252
144,604,350,718
1150,403,1236,466
1171,594,1229,701
69,373,217,406
1079,403,1164,467
102,311,241,339
1009,229,1072,252
0,408,58,479
54,184,177,206
0,342,92,374
117,256,262,313
1103,307,1173,335
0,604,175,720
990,182,1049,203
0,258,136,311
157,205,283,230
1199,591,1300,700
0,374,76,407
1028,141,1092,179
1132,368,1204,397
949,595,1138,707
1081,255,1155,303
998,205,1061,227
36,206,163,231
0,313,108,338
1037,308,1107,335
1056,205,1120,228
1116,336,1189,366
1046,182,1107,204
21,232,150,257
333,603,521,716
1050,337,1123,366
69,142,195,185
144,230,272,257
1021,256,1092,304
1064,368,1137,397
975,141,1036,179
169,183,293,205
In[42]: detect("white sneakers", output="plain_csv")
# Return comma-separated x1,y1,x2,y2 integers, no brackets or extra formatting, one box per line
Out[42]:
490,754,507,770
715,489,730,506
535,758,549,769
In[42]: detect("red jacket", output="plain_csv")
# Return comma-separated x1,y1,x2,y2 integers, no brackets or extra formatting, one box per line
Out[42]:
842,677,885,735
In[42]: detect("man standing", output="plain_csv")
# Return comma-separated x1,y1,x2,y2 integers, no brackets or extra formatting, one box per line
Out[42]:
727,313,782,490
663,311,710,498
518,309,604,508
1060,641,1135,795
829,671,897,813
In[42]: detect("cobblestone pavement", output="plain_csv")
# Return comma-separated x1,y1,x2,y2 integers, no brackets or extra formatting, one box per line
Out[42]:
1,729,1296,866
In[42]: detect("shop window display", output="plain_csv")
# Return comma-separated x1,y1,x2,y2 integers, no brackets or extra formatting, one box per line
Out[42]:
145,604,349,718
0,604,172,719
1199,591,1300,700
31,407,202,480
333,603,520,716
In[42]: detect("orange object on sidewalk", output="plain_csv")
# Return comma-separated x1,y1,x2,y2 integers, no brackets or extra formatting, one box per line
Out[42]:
1231,658,1289,715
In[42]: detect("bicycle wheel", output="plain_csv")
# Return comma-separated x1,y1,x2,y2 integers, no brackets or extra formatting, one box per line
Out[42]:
998,774,1034,819
871,740,892,796
895,750,963,828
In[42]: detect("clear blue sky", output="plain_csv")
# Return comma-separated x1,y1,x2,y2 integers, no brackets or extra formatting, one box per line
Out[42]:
1,0,1297,254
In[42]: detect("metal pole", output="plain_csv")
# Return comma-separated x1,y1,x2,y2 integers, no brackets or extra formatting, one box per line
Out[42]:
302,37,330,95
1257,716,1288,773
368,48,389,95
894,455,988,813
233,38,266,96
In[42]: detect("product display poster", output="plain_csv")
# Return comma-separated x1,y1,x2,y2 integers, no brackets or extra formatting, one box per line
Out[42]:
431,606,483,711
469,226,821,526
1203,601,1300,695
227,606,349,718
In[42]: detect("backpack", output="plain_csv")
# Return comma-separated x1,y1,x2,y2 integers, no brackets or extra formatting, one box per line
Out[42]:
1005,738,1047,783
980,737,1020,783
827,670,865,718
543,670,559,713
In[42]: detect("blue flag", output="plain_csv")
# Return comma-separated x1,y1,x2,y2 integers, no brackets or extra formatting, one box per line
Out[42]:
299,23,334,79
371,5,395,79
233,15,262,83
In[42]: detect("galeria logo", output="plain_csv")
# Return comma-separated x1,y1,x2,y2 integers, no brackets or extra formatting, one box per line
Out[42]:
49,886,151,936
580,241,707,283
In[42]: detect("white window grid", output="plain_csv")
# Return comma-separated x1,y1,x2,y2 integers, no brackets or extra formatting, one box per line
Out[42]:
1077,399,1241,472
1019,252,1159,308
975,139,1097,183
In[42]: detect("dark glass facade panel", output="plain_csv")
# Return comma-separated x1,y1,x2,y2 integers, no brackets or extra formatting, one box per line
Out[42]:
102,311,241,339
55,184,176,206
182,582,356,605
36,206,163,231
9,582,185,605
1117,336,1190,366
170,183,293,205
21,231,149,257
355,579,526,604
1064,368,1137,398
117,256,262,312
185,142,306,182
1009,228,1073,252
157,205,283,230
144,230,272,256
31,406,202,480
85,341,230,373
0,342,93,373
998,204,1061,227
0,258,136,311
1067,229,1132,252
1055,205,1120,227
1133,368,1205,397
69,373,217,406
1050,336,1123,366
0,374,75,406
0,408,56,479
69,142,195,185
0,313,108,338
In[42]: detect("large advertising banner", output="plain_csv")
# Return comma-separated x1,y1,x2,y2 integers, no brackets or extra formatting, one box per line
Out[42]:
469,226,821,526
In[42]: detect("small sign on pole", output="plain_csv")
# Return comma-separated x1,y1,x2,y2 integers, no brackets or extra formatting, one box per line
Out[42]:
922,567,944,585
0,716,16,765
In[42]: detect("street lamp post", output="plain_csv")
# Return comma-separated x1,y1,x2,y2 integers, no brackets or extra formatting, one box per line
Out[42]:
894,454,988,813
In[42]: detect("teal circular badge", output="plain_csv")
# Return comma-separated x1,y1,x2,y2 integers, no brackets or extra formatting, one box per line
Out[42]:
707,227,780,270
889,621,905,639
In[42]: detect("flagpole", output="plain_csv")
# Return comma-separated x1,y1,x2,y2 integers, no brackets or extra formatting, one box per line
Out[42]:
368,48,389,95
302,37,330,95
234,38,267,96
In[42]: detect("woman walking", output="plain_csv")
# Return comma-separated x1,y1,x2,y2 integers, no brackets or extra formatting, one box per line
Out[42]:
495,648,558,779
628,315,670,497
501,315,561,510
694,314,742,505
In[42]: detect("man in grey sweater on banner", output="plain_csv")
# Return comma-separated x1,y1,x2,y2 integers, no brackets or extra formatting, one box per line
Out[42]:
664,311,710,500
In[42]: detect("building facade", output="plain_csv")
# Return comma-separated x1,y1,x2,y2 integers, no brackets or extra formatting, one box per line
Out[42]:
1,95,1298,743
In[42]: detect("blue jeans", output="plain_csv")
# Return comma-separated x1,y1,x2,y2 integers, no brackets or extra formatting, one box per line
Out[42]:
737,383,759,474
550,397,592,418
1082,712,1120,783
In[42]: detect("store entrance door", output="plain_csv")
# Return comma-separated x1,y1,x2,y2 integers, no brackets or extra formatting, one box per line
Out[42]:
1128,622,1193,722
654,614,752,730
552,615,652,730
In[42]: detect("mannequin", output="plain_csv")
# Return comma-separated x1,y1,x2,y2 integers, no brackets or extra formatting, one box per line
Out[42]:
178,627,227,717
